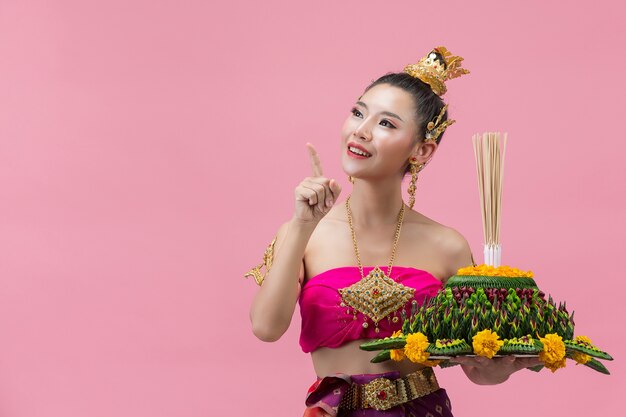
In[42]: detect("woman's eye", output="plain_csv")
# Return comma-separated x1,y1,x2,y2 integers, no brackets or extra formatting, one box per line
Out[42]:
351,108,395,128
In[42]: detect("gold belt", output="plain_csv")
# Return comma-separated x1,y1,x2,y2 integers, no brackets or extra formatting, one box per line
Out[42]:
339,367,440,411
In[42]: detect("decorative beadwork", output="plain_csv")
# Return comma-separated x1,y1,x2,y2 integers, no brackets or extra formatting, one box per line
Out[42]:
339,266,415,331
339,368,440,411
364,378,399,411
341,194,413,333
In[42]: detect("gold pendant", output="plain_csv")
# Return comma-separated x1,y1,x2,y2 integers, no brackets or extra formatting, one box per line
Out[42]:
338,266,415,326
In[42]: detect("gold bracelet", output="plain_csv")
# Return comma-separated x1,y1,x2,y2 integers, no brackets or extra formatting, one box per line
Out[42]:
244,235,277,286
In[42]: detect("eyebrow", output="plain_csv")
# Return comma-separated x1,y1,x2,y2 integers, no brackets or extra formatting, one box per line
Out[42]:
355,101,404,122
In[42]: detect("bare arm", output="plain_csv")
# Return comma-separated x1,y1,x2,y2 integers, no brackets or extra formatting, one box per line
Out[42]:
249,142,342,343
249,218,315,342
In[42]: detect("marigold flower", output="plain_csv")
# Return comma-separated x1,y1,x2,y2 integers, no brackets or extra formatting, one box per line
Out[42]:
572,352,591,365
390,330,406,361
404,332,431,363
539,333,567,372
456,264,533,278
390,349,406,361
575,335,593,345
472,329,504,358
543,357,567,372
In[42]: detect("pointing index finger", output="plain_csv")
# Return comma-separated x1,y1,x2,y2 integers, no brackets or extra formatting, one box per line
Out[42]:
306,142,324,177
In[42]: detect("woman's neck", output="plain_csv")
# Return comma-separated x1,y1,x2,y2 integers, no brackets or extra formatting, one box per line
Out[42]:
346,177,406,228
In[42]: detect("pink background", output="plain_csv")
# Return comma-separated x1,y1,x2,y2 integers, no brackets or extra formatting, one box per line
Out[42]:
1,1,624,416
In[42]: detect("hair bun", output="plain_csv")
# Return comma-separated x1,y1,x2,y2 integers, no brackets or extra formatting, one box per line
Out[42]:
402,46,470,96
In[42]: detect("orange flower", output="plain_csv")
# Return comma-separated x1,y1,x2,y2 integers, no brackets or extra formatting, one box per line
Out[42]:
390,330,406,361
575,335,593,345
472,329,504,358
571,335,594,365
404,332,431,364
456,264,533,278
390,349,406,361
539,333,567,372
572,352,591,365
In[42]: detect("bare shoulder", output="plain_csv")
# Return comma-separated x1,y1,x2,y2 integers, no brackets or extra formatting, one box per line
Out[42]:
403,210,475,282
432,224,475,279
302,205,475,284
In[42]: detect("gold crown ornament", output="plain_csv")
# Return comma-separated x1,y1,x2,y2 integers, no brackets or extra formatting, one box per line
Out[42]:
403,46,470,96
424,104,454,142
403,46,470,142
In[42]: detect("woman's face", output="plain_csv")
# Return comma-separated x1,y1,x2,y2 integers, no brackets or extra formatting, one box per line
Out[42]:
340,83,435,181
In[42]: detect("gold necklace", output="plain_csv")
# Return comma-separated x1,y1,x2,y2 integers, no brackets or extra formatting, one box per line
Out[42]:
338,195,416,333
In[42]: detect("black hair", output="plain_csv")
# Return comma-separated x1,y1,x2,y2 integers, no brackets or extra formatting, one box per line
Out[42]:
361,54,449,176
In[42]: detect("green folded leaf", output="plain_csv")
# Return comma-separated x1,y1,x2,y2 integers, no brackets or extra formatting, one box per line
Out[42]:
370,350,391,363
427,339,472,356
447,275,538,289
564,340,613,360
583,358,610,375
360,337,406,351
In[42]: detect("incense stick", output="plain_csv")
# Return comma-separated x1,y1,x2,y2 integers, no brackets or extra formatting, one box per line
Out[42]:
472,132,507,266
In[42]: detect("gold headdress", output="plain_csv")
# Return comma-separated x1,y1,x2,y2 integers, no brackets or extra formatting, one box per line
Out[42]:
403,46,469,97
403,46,469,143
425,104,454,142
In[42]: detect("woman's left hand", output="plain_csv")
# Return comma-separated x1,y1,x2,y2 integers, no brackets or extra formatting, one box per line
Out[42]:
448,355,544,385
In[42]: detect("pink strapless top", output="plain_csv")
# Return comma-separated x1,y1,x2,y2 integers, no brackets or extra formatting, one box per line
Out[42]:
298,266,443,353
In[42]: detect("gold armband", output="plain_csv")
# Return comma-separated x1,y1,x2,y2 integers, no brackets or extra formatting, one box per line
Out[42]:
244,235,277,286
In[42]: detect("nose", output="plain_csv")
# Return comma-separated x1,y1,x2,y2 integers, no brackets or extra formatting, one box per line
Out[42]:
354,119,373,141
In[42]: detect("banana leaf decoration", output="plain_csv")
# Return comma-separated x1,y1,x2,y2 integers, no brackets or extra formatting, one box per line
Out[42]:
360,270,614,375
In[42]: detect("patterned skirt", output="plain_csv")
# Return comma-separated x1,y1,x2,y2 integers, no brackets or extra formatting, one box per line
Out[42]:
302,370,454,417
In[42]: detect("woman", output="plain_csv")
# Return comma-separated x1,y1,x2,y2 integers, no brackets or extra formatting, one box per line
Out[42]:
247,47,542,417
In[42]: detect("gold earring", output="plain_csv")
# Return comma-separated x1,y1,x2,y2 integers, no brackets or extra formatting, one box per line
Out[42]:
407,157,425,209
348,175,355,184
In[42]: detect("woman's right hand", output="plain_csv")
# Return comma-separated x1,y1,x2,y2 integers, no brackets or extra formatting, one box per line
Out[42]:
293,142,342,225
